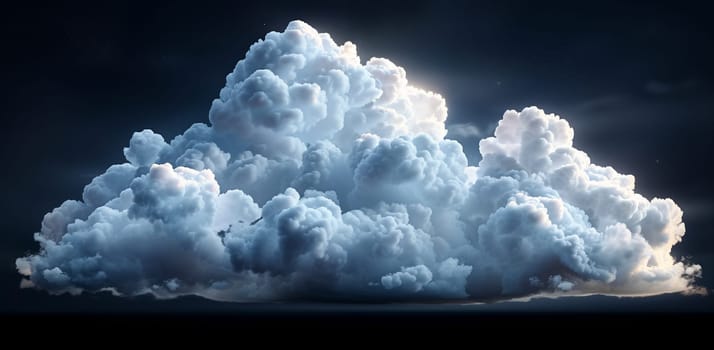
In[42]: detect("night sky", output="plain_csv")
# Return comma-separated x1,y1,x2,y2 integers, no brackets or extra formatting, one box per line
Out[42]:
1,0,713,321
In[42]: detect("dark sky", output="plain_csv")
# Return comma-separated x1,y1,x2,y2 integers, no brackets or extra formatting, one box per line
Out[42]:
1,0,713,315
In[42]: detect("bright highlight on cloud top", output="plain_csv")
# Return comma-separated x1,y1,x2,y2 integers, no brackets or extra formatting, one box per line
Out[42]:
16,21,702,301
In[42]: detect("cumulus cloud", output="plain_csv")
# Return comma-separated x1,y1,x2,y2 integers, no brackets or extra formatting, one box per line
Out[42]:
16,21,702,302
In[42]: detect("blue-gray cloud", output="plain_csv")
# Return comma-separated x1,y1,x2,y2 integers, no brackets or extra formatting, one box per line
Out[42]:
16,21,702,301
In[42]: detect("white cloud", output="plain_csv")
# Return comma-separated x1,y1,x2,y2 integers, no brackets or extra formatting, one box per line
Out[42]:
124,129,168,167
16,21,701,302
447,122,482,139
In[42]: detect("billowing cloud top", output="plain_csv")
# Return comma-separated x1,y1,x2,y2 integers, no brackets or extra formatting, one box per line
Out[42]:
16,21,701,301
